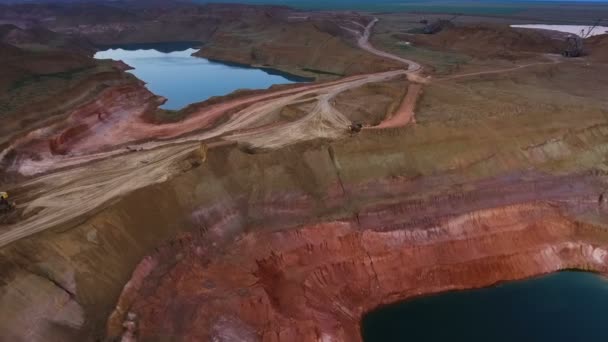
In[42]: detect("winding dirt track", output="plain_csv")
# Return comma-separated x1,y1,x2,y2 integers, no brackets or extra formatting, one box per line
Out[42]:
373,83,422,128
0,18,422,248
358,19,422,73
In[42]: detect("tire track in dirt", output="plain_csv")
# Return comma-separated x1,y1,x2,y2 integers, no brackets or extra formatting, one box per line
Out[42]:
0,18,425,247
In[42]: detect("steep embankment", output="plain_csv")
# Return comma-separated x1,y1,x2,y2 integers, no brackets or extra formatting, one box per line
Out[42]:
103,60,608,340
586,34,608,62
110,203,608,341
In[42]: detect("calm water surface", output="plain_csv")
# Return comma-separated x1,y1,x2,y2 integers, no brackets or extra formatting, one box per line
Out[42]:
362,271,608,342
95,43,308,110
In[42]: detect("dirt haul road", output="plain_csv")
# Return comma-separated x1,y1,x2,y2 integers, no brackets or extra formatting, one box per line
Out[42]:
0,18,422,248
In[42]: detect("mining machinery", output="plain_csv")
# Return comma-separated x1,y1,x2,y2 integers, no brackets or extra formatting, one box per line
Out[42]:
562,19,602,58
422,14,461,34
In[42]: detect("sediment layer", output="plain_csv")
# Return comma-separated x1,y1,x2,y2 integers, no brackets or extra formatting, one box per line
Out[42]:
109,182,608,341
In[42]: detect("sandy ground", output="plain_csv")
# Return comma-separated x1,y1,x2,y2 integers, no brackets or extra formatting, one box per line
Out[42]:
0,143,198,247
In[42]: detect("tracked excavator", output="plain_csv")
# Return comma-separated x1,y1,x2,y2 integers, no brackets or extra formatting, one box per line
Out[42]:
0,192,14,214
349,122,363,134
421,14,461,34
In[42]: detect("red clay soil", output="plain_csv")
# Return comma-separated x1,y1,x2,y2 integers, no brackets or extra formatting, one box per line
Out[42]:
372,83,422,128
107,172,608,341
109,206,608,342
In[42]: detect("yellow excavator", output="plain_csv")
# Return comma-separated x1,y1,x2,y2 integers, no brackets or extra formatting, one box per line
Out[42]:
0,192,14,214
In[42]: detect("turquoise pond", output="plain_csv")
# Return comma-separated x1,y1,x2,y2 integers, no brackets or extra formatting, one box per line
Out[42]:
362,271,608,342
94,43,309,110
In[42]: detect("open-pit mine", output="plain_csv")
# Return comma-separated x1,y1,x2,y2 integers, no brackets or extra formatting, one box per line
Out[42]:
1,1,608,341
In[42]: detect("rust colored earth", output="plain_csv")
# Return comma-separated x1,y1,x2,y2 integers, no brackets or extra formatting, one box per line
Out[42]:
109,204,608,341
108,171,608,341
372,83,422,128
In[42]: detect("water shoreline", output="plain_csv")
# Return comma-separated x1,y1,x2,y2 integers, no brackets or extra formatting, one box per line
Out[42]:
361,270,608,342
94,44,311,110
96,41,315,83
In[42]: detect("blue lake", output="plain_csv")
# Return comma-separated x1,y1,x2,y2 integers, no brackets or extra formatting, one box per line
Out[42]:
362,271,608,342
94,43,309,110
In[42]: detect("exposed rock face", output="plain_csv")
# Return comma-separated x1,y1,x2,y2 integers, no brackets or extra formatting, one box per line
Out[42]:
2,112,608,340
1,56,607,340
108,181,608,341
